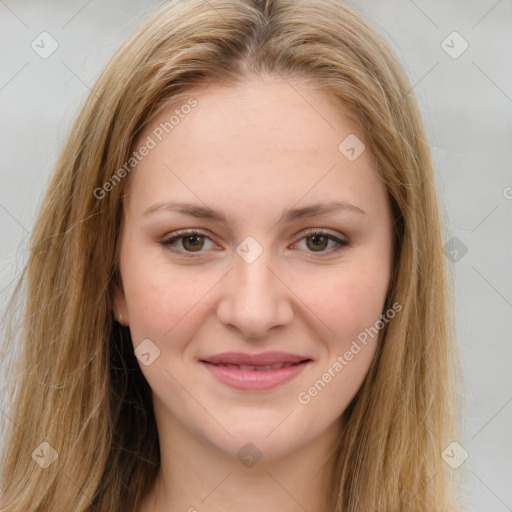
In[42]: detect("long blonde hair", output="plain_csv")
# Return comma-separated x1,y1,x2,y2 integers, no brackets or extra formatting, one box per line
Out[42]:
0,0,464,510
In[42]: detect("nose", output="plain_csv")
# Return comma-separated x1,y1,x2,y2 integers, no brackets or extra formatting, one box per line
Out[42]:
216,246,294,338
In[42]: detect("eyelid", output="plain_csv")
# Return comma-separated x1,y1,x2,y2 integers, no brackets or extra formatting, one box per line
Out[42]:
160,228,218,250
299,227,348,243
290,228,349,257
159,228,349,257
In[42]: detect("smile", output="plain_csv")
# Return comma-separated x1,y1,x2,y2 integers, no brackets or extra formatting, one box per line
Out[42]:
206,362,298,370
200,360,311,390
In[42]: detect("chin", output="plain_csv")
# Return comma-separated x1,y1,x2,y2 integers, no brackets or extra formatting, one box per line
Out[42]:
203,413,311,463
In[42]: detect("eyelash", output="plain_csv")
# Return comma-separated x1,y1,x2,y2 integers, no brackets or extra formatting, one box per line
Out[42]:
159,228,349,258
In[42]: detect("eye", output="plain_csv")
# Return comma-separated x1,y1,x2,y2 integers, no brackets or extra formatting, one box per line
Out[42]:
159,228,349,258
293,229,349,256
160,229,216,255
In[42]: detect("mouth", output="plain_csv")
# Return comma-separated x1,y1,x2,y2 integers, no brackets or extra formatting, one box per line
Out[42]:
199,353,312,390
201,361,305,371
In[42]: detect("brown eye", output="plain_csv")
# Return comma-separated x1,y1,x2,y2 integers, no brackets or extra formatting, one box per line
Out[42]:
294,230,349,256
305,234,329,252
182,234,205,252
160,230,216,256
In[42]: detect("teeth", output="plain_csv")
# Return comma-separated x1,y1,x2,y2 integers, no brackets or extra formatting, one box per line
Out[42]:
214,362,298,370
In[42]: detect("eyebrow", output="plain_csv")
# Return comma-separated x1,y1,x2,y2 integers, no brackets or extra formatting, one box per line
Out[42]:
142,199,366,223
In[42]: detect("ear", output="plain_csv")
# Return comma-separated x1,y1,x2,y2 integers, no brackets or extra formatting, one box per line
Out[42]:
113,275,129,326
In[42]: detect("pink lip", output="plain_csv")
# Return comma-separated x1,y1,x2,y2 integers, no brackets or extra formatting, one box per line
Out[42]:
199,352,312,391
201,351,309,366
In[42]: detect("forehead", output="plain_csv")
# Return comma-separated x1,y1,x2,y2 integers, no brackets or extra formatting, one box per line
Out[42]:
126,77,385,219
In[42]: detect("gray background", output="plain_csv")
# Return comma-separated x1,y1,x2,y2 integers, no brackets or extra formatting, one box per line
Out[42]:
0,1,511,510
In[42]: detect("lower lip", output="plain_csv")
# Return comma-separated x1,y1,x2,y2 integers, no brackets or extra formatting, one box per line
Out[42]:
201,361,310,390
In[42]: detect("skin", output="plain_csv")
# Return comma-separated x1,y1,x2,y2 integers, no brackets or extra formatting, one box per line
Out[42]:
114,74,394,512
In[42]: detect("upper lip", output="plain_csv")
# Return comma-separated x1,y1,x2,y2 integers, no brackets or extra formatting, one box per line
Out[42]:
200,351,311,366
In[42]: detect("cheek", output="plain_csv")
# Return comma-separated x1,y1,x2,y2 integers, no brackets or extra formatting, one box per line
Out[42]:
120,248,207,344
296,263,388,412
299,258,390,345
120,235,391,350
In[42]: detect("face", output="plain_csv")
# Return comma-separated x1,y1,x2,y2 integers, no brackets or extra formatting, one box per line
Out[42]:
114,75,394,462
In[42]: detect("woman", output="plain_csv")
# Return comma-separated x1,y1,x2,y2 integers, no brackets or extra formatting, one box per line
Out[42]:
0,0,464,510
